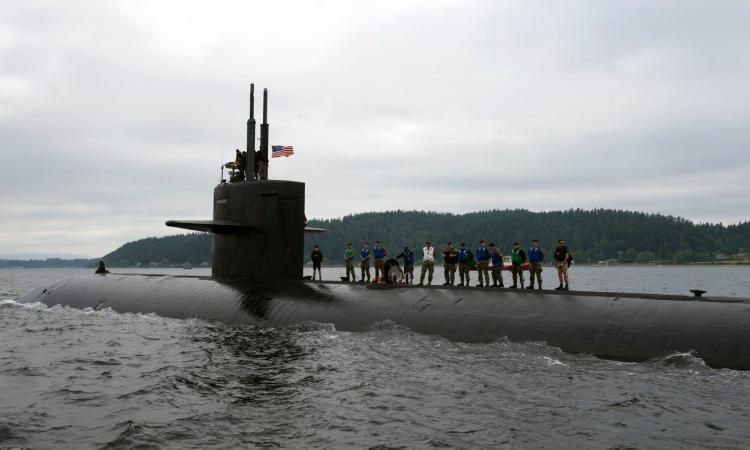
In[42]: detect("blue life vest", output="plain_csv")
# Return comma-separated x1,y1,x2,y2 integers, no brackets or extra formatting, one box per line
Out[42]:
490,249,502,266
458,248,469,262
476,246,489,261
373,245,386,259
360,248,370,259
402,250,414,265
528,246,543,262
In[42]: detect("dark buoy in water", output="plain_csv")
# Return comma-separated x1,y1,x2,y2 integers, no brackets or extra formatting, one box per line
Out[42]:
18,84,750,370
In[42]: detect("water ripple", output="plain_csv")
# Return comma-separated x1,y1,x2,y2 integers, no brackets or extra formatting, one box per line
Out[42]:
2,269,750,448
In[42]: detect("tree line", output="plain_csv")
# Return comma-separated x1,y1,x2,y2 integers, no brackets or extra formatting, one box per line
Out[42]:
101,233,211,267
87,209,750,267
305,209,750,265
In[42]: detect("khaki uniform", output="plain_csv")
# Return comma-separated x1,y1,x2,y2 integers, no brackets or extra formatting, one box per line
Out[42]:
556,261,568,283
420,245,435,285
510,247,526,287
529,262,543,288
490,248,504,287
554,245,570,287
345,248,356,282
420,261,435,285
477,261,489,286
374,259,385,279
361,259,371,282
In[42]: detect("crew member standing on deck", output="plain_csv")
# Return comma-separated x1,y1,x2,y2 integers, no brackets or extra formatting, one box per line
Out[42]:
442,242,458,286
554,239,571,290
372,240,388,281
457,243,472,287
344,243,356,282
310,245,323,280
489,242,504,287
419,241,435,286
527,239,544,289
510,242,526,288
396,246,415,284
476,240,490,287
360,241,371,283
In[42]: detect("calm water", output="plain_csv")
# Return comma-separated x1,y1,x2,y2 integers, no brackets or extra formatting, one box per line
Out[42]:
1,267,749,449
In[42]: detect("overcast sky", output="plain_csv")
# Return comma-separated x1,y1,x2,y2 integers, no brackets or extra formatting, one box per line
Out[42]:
1,0,748,258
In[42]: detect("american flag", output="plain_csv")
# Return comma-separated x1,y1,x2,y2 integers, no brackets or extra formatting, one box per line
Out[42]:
271,145,294,158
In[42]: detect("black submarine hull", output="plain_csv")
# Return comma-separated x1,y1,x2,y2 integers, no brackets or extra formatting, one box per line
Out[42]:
19,274,750,370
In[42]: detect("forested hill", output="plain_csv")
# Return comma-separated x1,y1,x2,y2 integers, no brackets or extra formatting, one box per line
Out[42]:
307,209,750,264
99,209,750,267
102,233,211,267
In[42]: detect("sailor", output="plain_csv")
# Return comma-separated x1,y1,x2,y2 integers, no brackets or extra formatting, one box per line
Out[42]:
441,242,458,286
344,243,356,282
396,246,415,284
95,260,109,274
510,242,527,288
475,240,490,287
234,149,246,182
419,241,435,286
360,241,371,283
488,242,504,287
554,239,571,290
527,239,544,289
372,240,388,281
457,243,472,287
310,245,323,281
254,150,261,180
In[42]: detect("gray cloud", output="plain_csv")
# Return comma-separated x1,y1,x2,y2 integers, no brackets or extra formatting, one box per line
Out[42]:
1,0,749,257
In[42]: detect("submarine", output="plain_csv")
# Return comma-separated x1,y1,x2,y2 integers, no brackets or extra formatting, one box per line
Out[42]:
19,85,750,370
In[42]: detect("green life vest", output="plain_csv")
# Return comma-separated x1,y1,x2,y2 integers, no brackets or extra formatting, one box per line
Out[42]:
511,249,523,265
465,250,476,269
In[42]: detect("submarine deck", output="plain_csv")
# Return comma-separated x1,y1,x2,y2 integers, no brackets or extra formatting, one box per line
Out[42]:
95,272,750,305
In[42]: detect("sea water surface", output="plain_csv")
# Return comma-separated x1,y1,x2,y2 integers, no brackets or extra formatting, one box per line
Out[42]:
1,266,749,449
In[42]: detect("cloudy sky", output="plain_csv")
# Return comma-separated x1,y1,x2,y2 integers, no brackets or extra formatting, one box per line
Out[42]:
1,0,748,258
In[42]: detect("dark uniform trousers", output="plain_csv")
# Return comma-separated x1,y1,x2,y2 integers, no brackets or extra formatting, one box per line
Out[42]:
459,262,470,285
444,263,457,284
491,266,504,286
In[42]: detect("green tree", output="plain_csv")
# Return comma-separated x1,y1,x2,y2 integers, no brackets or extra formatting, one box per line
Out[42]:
636,251,656,263
622,248,638,263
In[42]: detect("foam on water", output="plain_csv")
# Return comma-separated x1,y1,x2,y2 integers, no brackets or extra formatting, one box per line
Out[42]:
2,268,750,448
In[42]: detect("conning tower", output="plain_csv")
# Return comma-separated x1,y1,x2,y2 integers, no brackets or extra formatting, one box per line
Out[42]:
166,84,309,280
